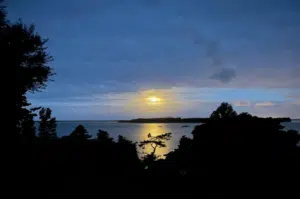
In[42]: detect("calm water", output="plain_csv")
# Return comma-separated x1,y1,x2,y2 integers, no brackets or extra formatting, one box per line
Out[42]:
36,120,300,157
55,121,198,157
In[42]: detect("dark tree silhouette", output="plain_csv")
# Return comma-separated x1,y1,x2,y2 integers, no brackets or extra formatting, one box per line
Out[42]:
165,135,193,172
191,103,299,192
96,129,114,144
0,6,54,137
38,107,57,139
139,132,172,160
238,112,253,118
210,102,237,120
19,106,41,138
177,135,192,150
70,125,91,140
0,3,6,28
118,135,135,145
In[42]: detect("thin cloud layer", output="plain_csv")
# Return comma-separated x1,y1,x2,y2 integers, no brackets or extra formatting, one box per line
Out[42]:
233,101,250,107
255,102,277,107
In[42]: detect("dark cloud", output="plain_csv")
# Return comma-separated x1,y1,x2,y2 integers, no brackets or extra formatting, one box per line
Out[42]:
193,35,223,67
210,68,236,83
205,40,223,67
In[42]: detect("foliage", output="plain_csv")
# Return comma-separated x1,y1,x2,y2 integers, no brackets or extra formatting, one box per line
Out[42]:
0,3,6,28
19,107,40,138
38,107,57,139
178,135,192,150
118,135,135,145
70,125,91,140
238,112,253,119
96,129,114,144
190,103,300,182
210,102,237,120
0,6,54,137
164,135,193,170
139,132,172,159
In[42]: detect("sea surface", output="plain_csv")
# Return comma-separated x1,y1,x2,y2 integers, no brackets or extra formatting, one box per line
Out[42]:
36,120,300,157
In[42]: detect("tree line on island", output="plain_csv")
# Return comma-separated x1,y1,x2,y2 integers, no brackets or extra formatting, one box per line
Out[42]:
118,116,291,123
3,3,299,197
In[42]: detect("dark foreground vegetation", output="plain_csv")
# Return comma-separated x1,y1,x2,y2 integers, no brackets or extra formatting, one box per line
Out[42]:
9,103,300,197
4,3,300,198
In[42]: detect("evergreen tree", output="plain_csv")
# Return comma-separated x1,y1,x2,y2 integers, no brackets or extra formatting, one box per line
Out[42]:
0,5,54,138
96,129,114,144
210,102,237,120
38,108,57,139
70,125,91,140
118,135,134,145
139,132,172,161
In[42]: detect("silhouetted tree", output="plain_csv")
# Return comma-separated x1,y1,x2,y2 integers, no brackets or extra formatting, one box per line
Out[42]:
19,109,34,137
178,135,192,150
191,103,300,188
117,135,139,164
0,3,6,28
118,135,135,145
165,135,193,172
38,107,57,139
164,102,300,194
0,6,54,137
70,125,91,140
210,102,237,120
238,112,252,118
19,107,41,138
96,129,114,144
139,132,172,161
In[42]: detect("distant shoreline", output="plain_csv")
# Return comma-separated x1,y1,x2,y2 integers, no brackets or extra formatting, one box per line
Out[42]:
118,121,206,123
118,117,292,123
118,118,209,123
33,118,297,123
119,118,207,123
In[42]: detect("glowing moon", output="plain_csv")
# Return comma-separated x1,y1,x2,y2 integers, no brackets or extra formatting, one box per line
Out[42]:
151,97,158,102
147,96,161,103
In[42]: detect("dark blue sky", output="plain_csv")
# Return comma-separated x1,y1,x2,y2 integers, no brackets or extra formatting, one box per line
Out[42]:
7,0,300,119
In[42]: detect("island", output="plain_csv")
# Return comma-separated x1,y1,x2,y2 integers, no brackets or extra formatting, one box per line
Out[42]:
118,117,210,123
118,117,291,123
262,117,292,122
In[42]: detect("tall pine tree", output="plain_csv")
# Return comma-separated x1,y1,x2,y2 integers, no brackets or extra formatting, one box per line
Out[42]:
0,4,54,138
70,125,91,140
38,108,57,139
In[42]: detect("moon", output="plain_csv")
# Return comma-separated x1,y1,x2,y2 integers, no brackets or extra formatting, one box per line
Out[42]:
150,97,158,102
148,96,160,103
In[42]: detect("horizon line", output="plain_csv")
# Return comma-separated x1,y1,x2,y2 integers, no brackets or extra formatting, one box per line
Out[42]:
34,118,300,122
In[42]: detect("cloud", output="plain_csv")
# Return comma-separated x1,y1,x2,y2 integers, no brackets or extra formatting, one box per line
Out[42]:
210,68,236,83
286,94,300,105
192,34,223,67
255,102,277,107
233,101,250,107
29,86,300,119
251,101,300,118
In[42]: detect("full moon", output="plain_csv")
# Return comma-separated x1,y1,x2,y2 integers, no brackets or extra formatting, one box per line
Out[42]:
148,96,160,103
151,97,158,102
